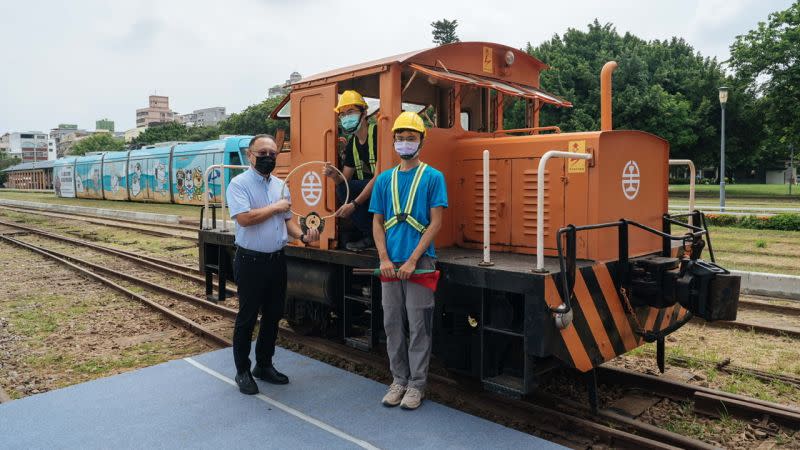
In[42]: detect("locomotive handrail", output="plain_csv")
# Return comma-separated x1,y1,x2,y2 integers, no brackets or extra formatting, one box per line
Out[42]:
553,215,712,328
535,150,593,272
479,149,493,266
202,164,249,231
668,159,696,224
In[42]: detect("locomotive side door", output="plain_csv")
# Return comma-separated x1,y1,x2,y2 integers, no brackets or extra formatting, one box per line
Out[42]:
289,84,338,249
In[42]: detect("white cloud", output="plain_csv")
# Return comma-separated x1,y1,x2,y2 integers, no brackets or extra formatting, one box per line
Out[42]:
0,0,792,133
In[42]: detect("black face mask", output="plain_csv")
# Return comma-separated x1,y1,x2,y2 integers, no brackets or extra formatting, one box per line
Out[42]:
254,154,276,176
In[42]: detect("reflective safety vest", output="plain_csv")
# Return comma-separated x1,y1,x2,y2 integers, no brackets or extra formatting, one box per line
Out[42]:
352,124,377,180
383,163,429,234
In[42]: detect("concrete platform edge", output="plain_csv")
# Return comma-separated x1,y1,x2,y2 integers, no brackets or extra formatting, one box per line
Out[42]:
731,270,800,301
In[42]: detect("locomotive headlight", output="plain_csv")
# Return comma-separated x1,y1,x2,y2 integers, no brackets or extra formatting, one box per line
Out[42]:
504,50,515,66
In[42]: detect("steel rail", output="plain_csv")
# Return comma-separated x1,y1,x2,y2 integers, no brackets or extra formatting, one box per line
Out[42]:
0,235,231,348
737,299,800,316
695,317,800,339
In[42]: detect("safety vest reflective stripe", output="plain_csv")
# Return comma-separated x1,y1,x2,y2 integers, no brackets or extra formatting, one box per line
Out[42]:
352,124,377,180
384,163,428,234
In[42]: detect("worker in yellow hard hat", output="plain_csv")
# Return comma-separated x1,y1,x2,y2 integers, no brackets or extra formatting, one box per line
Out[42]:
323,90,379,251
369,111,448,410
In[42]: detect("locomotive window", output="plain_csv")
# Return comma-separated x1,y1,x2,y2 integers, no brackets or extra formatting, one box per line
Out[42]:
460,85,493,132
502,96,531,130
460,111,470,130
400,69,455,129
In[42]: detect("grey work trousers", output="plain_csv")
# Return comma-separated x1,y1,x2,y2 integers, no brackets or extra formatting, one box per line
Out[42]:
381,255,436,391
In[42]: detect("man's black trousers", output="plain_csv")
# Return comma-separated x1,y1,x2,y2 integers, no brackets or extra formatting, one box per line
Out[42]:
232,248,287,373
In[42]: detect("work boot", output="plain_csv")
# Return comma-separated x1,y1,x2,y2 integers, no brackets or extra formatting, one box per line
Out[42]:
252,364,289,385
235,371,259,395
345,236,374,252
381,383,407,407
400,387,424,410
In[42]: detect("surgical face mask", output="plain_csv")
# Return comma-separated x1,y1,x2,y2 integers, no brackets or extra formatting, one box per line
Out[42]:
254,154,276,176
394,141,420,160
339,113,361,133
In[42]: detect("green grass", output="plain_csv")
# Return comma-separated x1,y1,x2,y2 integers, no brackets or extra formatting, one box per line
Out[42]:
670,184,800,199
705,225,800,275
0,190,202,219
662,401,745,440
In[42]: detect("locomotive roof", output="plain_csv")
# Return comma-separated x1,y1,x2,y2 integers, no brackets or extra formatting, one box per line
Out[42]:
294,42,548,89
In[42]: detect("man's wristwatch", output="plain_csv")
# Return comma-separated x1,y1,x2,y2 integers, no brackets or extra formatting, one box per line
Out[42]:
350,199,359,207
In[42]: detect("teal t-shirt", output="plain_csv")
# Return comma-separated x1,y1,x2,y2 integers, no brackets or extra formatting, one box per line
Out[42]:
369,163,448,263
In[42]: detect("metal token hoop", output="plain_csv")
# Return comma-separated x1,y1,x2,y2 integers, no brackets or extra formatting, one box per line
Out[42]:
280,160,350,233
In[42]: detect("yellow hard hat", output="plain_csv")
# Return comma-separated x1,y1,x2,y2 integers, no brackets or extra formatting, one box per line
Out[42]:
334,90,367,113
391,111,426,136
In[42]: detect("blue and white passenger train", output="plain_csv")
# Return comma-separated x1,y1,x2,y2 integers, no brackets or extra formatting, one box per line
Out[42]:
53,136,253,205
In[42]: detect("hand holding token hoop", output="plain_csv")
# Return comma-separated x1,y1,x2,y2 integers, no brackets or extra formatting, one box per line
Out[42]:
280,161,349,234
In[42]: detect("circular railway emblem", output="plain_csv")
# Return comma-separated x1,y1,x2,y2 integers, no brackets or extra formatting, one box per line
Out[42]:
621,160,641,200
301,171,322,206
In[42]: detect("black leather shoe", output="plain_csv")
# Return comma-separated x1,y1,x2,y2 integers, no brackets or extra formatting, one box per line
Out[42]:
235,371,259,395
252,364,289,384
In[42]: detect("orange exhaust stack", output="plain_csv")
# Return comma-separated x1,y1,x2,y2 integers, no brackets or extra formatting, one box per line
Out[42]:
601,61,618,131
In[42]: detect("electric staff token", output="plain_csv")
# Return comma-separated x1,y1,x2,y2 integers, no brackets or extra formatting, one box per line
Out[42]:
280,161,349,235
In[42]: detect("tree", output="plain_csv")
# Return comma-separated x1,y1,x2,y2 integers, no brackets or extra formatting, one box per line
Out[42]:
130,122,190,147
729,1,800,164
186,125,222,142
526,20,763,171
431,19,460,46
218,96,289,136
0,154,22,185
70,133,125,155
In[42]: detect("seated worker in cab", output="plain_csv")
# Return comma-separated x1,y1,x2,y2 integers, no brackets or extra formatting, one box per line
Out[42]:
370,112,448,410
323,90,377,251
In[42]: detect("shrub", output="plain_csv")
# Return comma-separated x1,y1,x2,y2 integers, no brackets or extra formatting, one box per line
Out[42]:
703,213,800,231
769,213,800,230
705,214,738,226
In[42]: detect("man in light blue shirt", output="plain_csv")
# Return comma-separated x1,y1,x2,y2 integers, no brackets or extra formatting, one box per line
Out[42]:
225,134,319,395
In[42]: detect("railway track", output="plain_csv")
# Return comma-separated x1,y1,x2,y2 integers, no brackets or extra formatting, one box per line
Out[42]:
597,366,800,430
0,234,232,347
0,218,236,297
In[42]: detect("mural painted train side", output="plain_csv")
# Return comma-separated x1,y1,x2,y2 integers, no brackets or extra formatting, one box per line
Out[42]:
53,136,252,205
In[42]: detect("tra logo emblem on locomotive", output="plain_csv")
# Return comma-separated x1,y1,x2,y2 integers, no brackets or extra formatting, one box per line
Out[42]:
301,171,322,206
622,160,641,200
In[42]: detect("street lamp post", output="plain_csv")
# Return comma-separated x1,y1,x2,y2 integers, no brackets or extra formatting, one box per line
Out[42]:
719,87,729,212
790,144,795,196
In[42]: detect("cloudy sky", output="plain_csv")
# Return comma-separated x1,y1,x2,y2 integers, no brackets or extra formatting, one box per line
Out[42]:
0,0,792,133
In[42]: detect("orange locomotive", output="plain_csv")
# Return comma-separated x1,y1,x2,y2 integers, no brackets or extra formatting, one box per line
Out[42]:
200,42,740,405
